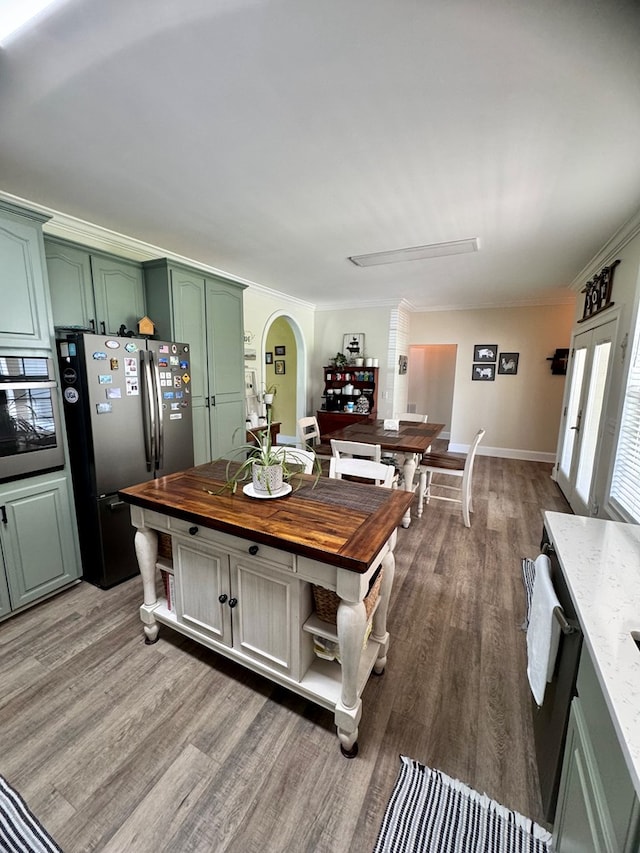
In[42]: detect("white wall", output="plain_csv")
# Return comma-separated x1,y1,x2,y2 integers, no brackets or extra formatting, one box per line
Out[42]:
409,303,576,459
408,344,456,433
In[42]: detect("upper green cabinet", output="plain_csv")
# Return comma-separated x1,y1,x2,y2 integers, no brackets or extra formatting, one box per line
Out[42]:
45,237,146,336
143,259,246,464
0,201,54,350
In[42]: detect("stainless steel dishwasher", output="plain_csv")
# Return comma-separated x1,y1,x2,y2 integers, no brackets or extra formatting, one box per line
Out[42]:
531,527,583,824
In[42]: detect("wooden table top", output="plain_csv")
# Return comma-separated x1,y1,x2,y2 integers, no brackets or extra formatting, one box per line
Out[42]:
119,461,414,574
324,419,445,454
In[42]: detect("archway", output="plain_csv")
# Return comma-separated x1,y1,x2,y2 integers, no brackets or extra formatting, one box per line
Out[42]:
262,312,307,445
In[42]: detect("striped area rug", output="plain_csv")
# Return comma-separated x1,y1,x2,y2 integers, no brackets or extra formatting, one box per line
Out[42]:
0,775,62,853
373,757,552,853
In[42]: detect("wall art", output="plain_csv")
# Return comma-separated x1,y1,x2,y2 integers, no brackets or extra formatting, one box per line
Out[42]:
498,352,519,374
274,345,286,356
472,363,495,381
274,359,285,375
343,333,365,358
473,344,497,362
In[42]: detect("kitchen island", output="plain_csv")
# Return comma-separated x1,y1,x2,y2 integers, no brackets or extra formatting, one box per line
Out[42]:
119,462,413,756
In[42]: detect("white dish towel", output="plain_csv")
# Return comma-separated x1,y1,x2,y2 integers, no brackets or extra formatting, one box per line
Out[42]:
526,553,561,707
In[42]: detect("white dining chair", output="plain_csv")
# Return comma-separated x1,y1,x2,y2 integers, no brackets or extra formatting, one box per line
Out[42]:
297,416,331,456
394,412,428,423
330,439,382,462
418,428,485,527
329,456,395,488
270,445,316,474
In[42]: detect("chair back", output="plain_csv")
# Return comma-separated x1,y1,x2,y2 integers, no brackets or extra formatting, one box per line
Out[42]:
329,456,395,488
270,445,315,474
394,412,428,423
462,428,485,485
298,416,321,448
330,439,381,461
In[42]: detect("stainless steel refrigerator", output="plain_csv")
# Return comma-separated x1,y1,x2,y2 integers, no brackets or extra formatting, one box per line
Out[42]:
58,332,194,587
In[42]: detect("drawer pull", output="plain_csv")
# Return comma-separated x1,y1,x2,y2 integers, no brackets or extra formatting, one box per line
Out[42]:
248,545,259,555
188,526,198,536
229,597,238,609
218,593,228,604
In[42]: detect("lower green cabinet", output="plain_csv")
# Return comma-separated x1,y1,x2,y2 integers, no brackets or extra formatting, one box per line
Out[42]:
0,473,81,618
554,649,640,851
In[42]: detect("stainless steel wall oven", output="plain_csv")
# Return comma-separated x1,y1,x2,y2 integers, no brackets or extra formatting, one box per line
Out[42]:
0,355,65,482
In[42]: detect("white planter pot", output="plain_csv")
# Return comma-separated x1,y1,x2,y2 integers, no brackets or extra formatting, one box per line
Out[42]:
252,462,283,494
264,393,274,406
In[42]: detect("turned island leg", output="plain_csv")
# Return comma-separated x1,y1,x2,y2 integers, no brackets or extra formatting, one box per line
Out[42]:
400,453,418,528
134,525,160,644
335,597,368,757
371,549,395,674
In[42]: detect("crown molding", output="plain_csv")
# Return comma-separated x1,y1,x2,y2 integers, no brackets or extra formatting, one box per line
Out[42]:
570,207,640,291
0,190,317,310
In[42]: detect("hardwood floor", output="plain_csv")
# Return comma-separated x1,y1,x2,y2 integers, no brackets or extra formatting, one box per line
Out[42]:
0,451,570,852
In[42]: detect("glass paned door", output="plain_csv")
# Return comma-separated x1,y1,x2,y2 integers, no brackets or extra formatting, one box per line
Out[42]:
556,320,616,515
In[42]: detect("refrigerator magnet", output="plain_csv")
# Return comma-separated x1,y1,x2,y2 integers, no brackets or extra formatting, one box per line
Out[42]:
93,351,107,360
96,402,113,414
124,343,137,352
105,340,120,349
98,374,113,384
126,378,139,396
124,357,137,376
106,388,122,399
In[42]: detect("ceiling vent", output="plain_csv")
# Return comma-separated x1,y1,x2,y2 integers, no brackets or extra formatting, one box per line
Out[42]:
348,237,480,267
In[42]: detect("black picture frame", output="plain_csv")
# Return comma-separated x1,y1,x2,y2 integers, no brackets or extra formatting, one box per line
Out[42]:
498,352,519,375
398,355,408,375
472,363,495,381
265,351,273,364
274,359,285,375
274,345,286,356
473,344,497,362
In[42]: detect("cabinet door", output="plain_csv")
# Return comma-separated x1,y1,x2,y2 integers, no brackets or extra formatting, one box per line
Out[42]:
45,239,95,332
205,277,245,459
230,556,296,677
0,475,80,610
170,268,210,463
554,700,618,852
173,535,232,645
0,553,11,620
90,254,146,335
0,207,52,349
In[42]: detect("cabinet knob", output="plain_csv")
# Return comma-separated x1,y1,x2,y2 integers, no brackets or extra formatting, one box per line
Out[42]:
218,593,228,604
248,544,259,555
228,597,238,609
188,526,198,536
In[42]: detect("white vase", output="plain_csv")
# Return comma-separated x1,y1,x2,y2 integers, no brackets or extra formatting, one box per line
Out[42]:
252,462,283,494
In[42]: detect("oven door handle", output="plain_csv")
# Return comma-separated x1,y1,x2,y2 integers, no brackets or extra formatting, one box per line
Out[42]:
0,380,57,390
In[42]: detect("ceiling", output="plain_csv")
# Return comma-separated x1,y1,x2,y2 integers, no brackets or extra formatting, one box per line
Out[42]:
1,0,640,311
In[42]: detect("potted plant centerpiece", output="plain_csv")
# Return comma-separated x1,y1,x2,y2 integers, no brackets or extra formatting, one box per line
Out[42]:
212,409,321,497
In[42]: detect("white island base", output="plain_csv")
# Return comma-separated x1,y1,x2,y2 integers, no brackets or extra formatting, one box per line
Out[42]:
130,505,397,757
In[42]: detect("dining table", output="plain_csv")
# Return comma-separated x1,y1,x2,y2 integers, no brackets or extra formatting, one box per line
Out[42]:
323,419,445,527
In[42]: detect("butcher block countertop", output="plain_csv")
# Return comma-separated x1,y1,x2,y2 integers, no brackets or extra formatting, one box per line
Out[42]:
119,461,414,574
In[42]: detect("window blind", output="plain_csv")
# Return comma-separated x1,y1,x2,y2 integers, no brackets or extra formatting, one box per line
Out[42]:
610,317,640,522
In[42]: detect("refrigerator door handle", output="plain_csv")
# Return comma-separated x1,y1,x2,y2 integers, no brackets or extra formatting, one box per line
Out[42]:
141,350,156,472
149,350,165,471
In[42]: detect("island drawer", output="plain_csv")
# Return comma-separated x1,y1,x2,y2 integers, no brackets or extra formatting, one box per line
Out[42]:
166,517,295,570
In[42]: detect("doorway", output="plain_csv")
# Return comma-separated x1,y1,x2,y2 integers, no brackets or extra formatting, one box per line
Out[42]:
263,314,306,444
407,344,456,436
556,318,617,515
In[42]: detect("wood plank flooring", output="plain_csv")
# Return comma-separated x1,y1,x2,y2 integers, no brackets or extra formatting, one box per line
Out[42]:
0,450,570,852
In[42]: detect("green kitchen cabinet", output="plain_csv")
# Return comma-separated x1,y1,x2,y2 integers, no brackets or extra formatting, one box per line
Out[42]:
554,647,640,851
0,555,11,620
143,259,246,464
0,201,54,350
45,237,146,336
0,473,81,618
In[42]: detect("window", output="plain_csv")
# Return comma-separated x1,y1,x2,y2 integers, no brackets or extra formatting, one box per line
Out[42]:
610,313,640,522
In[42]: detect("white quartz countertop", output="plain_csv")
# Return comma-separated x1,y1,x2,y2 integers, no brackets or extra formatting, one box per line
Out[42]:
544,511,640,798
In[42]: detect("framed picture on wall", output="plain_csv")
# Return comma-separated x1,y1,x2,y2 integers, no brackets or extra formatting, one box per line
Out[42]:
498,352,519,374
265,352,273,364
274,345,286,356
472,363,495,381
343,333,365,358
274,360,285,375
473,344,497,362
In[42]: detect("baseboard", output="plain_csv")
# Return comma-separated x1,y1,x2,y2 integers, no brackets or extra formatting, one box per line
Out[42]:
447,443,557,464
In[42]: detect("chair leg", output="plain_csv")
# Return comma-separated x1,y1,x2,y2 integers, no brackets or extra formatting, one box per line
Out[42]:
417,468,427,516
